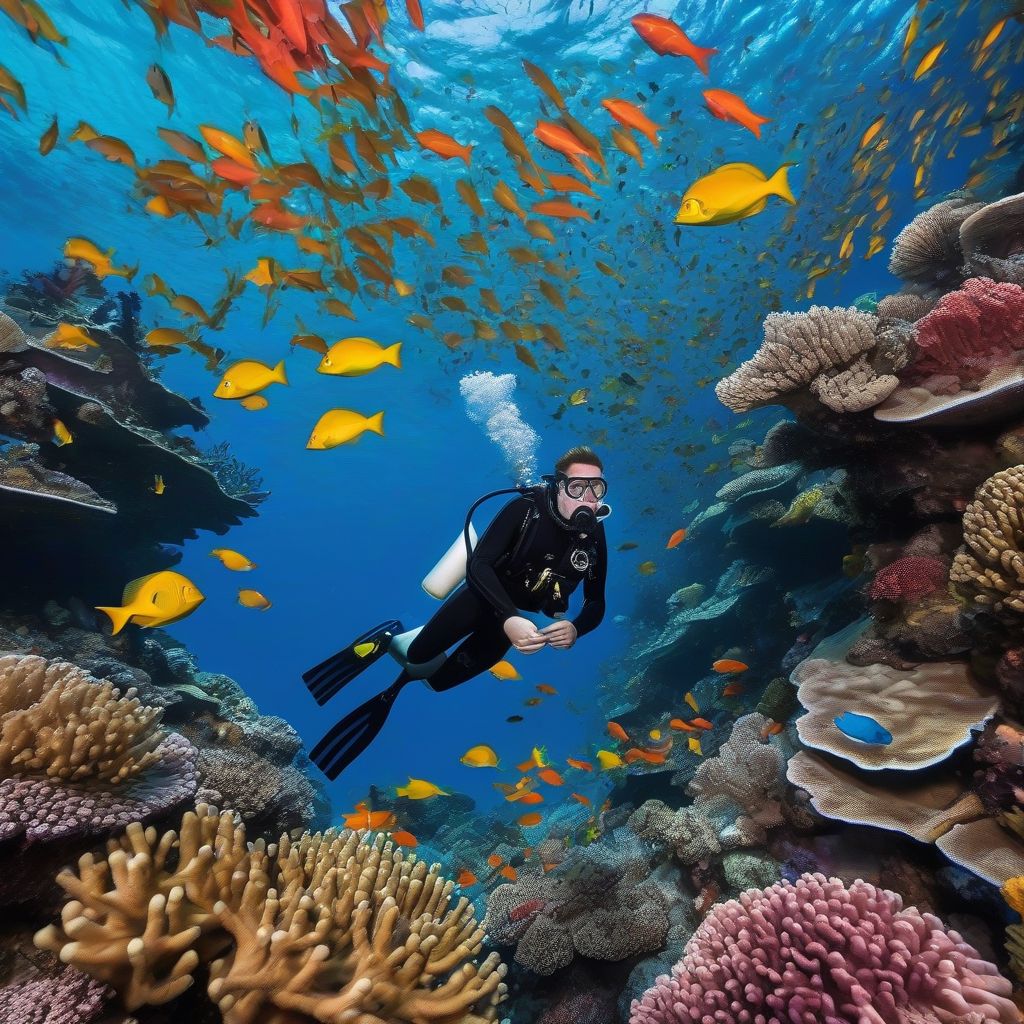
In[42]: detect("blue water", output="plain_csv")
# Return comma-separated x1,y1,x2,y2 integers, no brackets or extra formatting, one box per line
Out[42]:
0,0,1017,825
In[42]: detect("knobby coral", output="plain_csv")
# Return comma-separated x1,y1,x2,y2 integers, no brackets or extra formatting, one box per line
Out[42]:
35,805,507,1022
715,306,903,415
951,465,1024,615
629,873,1019,1024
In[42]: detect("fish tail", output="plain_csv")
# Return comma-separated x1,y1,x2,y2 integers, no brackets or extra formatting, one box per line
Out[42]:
461,144,474,167
96,604,132,635
751,114,772,139
274,359,289,385
385,342,402,368
367,411,385,436
768,162,797,204
694,46,718,76
124,263,139,281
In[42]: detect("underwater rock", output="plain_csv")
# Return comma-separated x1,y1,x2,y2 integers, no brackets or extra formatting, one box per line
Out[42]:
36,805,508,1020
715,306,904,415
889,195,984,285
960,190,1024,286
629,872,1019,1024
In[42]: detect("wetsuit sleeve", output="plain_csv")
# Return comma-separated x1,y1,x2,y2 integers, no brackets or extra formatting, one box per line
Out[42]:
466,496,532,623
572,525,607,638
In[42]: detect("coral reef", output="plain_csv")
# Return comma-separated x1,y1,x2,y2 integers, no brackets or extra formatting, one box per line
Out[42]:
888,196,984,285
629,873,1019,1024
960,191,1024,287
36,805,507,1021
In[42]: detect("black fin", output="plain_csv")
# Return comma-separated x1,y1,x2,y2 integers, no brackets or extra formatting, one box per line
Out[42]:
302,619,403,706
310,679,406,780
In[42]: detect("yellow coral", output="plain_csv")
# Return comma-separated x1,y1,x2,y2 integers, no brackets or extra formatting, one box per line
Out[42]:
35,805,507,1023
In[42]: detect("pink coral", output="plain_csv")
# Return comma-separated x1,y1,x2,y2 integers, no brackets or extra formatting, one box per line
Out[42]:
629,873,1018,1024
869,556,949,602
909,277,1024,388
0,968,113,1023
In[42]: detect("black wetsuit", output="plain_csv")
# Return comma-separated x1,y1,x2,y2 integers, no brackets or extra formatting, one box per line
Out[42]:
404,486,607,692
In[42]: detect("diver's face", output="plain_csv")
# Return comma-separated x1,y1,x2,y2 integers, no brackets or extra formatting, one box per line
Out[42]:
556,461,605,521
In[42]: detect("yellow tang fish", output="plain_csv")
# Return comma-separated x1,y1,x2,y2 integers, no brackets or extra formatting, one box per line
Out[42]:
237,588,271,610
461,745,500,768
688,736,703,756
95,570,205,635
241,395,268,411
597,749,624,769
317,337,402,377
685,691,700,714
210,548,256,571
52,418,72,446
306,409,384,450
674,162,796,226
214,359,287,400
396,777,449,799
46,323,99,350
145,328,190,349
64,237,137,281
489,660,522,681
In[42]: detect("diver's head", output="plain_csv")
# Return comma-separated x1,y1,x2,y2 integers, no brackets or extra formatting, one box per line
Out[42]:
549,445,609,530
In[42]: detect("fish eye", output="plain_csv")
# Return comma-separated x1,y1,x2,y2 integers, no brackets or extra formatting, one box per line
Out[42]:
684,199,700,215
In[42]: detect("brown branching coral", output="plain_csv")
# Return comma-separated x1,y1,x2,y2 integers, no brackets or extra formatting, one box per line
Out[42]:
888,196,984,284
35,805,507,1023
715,306,904,414
951,465,1024,615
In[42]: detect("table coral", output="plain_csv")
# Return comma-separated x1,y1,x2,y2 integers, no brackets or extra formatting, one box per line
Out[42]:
715,305,902,415
952,465,1024,615
629,872,1019,1024
35,804,507,1022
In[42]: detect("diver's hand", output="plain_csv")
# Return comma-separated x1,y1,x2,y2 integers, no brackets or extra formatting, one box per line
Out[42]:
540,620,577,649
504,616,547,654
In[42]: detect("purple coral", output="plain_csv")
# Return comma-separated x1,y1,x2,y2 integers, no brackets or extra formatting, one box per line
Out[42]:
0,967,114,1023
629,873,1018,1024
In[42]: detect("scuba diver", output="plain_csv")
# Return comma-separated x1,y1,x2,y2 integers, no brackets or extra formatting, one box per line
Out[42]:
304,446,610,780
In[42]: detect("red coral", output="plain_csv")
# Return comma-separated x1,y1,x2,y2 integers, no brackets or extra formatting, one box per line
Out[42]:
909,277,1024,386
869,556,948,602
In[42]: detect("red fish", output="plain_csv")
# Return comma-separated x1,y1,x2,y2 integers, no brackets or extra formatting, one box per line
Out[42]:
666,528,687,548
601,98,660,146
607,721,629,742
702,89,772,138
416,129,474,166
631,14,717,75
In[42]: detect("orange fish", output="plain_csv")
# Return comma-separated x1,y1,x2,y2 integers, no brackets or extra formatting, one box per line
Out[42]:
537,768,564,786
690,717,714,731
343,802,396,831
601,99,660,146
487,853,503,868
570,792,591,805
533,121,599,179
458,869,478,886
666,528,687,548
713,659,749,673
390,830,418,847
516,791,545,805
624,747,667,765
722,683,743,698
547,172,598,198
669,718,699,732
631,14,718,75
532,199,592,220
416,129,474,167
566,757,593,771
536,684,558,695
761,720,785,738
500,865,518,880
518,812,543,827
607,721,629,743
702,89,772,139
406,0,425,30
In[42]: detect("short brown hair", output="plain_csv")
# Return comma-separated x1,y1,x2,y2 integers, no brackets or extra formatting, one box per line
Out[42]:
555,446,603,473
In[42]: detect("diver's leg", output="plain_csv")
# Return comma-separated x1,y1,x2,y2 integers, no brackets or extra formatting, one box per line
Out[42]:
421,621,512,693
401,586,488,669
302,619,404,705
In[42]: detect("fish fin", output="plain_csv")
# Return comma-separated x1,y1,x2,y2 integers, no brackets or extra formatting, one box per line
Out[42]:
274,359,289,385
385,342,402,368
768,163,797,204
121,572,162,605
95,604,133,635
694,46,718,76
368,411,385,435
126,263,139,281
715,161,767,178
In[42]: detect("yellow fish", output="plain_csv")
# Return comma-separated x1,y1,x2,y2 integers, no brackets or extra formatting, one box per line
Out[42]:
151,474,165,495
46,323,99,350
306,409,384,450
913,41,946,81
63,237,137,281
489,660,522,681
214,360,287,400
685,691,700,714
597,749,624,769
675,162,796,226
237,588,271,610
638,561,657,575
461,745,500,768
52,418,72,446
317,337,402,377
145,328,190,349
688,736,703,756
241,395,268,411
569,388,589,406
210,548,256,571
396,777,449,799
96,570,205,635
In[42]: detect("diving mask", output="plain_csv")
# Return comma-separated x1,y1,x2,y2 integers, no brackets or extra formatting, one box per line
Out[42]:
555,472,608,501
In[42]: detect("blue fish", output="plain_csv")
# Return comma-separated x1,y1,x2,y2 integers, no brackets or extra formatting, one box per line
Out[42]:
833,711,892,745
